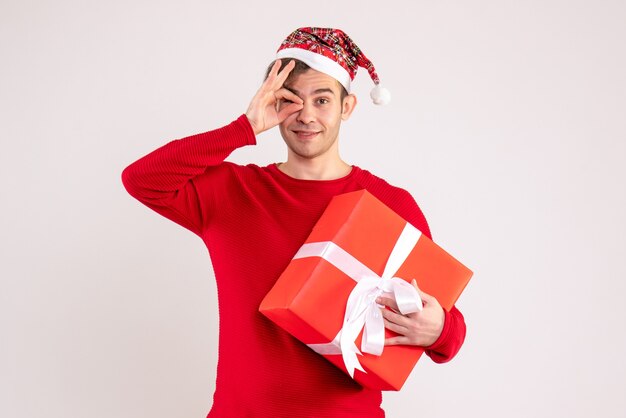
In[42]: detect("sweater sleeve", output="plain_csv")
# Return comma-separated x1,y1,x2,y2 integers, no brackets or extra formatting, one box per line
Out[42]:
424,305,466,363
121,114,256,235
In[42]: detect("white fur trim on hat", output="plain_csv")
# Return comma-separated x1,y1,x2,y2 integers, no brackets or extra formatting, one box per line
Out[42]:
276,47,352,92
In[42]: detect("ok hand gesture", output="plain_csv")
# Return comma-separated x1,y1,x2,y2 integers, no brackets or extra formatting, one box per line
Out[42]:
245,60,304,135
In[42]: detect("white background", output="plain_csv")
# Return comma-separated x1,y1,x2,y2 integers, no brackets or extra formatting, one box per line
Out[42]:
1,1,625,417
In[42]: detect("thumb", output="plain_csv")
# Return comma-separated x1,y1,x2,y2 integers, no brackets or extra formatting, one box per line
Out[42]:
277,102,303,122
411,279,434,305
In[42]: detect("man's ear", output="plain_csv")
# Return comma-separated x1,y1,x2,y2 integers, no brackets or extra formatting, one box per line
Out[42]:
341,94,357,121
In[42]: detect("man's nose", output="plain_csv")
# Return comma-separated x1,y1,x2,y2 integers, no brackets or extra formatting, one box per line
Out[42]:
296,102,315,124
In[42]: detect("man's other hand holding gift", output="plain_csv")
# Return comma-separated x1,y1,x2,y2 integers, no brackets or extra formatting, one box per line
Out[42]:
376,279,445,347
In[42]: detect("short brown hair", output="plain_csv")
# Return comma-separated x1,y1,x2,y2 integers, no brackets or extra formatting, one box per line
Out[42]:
265,58,349,101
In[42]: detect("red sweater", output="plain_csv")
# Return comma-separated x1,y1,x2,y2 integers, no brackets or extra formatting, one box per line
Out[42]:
122,115,466,417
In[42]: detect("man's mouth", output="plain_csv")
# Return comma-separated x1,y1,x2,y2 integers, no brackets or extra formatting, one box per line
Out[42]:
293,130,320,140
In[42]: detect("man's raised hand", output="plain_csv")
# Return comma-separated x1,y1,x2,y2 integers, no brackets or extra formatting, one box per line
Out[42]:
245,60,304,135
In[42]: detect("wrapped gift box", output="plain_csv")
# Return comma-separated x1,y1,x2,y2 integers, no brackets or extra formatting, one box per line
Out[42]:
259,189,472,390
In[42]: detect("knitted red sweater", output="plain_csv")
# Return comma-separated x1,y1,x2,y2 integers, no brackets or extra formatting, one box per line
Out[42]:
122,115,466,417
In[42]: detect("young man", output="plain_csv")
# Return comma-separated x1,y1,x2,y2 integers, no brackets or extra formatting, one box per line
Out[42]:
123,27,466,417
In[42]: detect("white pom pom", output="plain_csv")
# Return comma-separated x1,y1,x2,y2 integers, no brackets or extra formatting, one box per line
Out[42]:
370,84,391,105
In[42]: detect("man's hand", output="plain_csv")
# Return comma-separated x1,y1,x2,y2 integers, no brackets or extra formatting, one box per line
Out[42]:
376,279,445,347
245,60,304,136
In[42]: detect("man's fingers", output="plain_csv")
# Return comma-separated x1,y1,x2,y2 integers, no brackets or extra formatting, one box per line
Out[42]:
381,308,410,328
264,60,293,91
385,335,408,346
376,296,399,312
412,279,436,305
265,60,283,84
418,289,438,306
266,59,295,89
276,102,303,122
275,59,296,85
275,88,303,104
260,61,297,104
383,316,408,335
275,88,303,121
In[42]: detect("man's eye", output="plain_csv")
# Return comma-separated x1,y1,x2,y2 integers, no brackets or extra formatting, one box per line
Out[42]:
317,98,329,104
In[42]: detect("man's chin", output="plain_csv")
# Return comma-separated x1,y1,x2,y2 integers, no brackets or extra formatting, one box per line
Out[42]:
285,144,321,160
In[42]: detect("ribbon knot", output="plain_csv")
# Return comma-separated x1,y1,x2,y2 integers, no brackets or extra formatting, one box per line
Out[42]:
339,275,422,377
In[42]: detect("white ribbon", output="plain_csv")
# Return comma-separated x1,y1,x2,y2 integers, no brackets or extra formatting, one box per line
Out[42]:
294,223,424,377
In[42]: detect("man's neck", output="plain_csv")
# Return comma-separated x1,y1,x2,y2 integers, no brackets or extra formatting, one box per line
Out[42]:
278,156,352,181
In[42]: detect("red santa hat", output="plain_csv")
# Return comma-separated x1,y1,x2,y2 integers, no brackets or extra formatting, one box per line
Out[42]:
276,27,391,105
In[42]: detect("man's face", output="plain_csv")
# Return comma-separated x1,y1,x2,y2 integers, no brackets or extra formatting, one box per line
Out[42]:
278,69,355,161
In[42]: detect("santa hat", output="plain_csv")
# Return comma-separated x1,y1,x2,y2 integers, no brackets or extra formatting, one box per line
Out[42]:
276,27,391,105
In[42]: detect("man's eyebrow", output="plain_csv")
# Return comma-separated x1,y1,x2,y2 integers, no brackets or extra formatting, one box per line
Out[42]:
284,87,336,96
312,88,336,95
